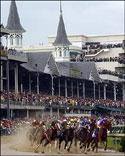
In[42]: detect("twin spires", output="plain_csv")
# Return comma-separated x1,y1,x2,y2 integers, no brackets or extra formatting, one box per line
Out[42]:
5,0,70,47
53,1,71,46
6,0,26,33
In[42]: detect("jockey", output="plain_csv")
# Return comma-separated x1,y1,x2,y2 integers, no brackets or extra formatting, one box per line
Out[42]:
90,116,95,123
51,121,56,129
61,119,67,130
79,121,85,128
97,119,104,128
67,121,71,129
70,119,75,128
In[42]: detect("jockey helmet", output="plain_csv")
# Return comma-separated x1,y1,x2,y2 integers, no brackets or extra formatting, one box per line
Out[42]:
70,119,74,122
90,116,94,120
54,119,58,122
74,118,77,122
81,121,85,125
42,120,45,123
63,119,67,122
103,118,107,121
100,119,104,124
84,119,88,122
68,122,71,125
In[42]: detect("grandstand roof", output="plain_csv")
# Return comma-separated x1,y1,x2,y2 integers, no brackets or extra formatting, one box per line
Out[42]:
6,0,26,33
21,52,51,73
21,52,101,82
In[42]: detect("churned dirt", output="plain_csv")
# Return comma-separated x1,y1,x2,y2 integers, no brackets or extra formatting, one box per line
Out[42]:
1,129,124,155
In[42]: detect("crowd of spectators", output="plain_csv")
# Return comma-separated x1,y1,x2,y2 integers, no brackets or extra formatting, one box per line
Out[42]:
82,42,124,55
1,90,125,109
70,55,125,64
99,70,125,79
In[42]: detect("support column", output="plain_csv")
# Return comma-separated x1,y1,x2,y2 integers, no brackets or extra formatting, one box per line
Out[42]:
29,73,31,94
57,109,60,117
58,78,60,96
1,61,3,91
78,109,80,114
50,107,53,117
104,84,106,100
15,63,18,93
123,83,125,101
37,73,39,94
20,69,23,93
83,81,85,98
99,84,101,99
114,83,117,101
27,110,29,118
65,79,67,97
93,81,96,100
21,83,23,93
71,80,73,97
11,109,13,118
77,81,79,98
6,60,10,120
51,75,54,96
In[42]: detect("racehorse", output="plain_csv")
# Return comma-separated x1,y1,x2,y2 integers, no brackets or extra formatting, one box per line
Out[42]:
58,126,75,152
35,124,58,153
27,125,39,146
86,121,97,151
74,125,89,154
91,120,112,152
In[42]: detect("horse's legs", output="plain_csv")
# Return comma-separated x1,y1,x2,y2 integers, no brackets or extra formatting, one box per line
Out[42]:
35,136,45,153
54,139,58,149
58,138,63,154
104,140,107,151
87,142,90,151
64,139,68,149
67,140,72,152
83,142,87,154
95,142,98,153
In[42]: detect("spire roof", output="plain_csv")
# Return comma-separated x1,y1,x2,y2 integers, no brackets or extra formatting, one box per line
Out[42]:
6,0,26,33
0,24,9,37
53,1,71,46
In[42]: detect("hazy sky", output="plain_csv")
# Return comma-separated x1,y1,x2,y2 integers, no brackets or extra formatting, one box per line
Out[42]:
1,1,124,46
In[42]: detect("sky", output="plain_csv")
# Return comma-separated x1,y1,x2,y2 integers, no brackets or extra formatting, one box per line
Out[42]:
1,1,124,46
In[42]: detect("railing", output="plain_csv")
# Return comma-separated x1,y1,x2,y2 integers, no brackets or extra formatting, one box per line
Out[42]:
109,125,124,134
1,100,125,112
99,70,125,79
8,49,27,59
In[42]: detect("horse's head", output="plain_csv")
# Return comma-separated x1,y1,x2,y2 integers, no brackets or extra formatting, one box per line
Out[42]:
90,121,97,131
85,124,90,130
103,120,112,130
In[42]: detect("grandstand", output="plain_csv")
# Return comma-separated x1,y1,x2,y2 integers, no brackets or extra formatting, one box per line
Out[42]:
0,1,125,119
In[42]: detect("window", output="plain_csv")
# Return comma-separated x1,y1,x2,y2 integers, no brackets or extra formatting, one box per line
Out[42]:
60,51,62,57
17,38,19,45
10,38,13,45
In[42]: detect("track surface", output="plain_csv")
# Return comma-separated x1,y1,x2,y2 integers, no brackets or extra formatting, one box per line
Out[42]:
1,135,124,156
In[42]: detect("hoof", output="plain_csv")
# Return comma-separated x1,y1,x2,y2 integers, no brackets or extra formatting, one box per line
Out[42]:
34,150,38,153
84,151,87,154
42,151,44,153
58,151,60,154
87,148,90,151
67,149,70,152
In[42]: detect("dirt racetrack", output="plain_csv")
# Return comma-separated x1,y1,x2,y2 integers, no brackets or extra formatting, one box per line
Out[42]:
1,130,124,156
